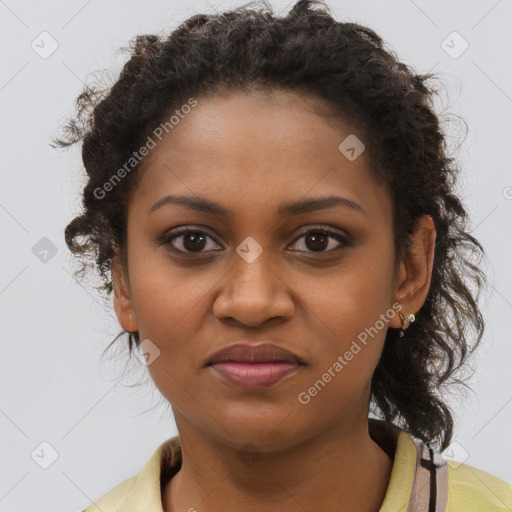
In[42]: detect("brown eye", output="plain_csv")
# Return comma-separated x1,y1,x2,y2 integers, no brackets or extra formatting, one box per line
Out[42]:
289,228,351,254
305,231,329,252
160,229,222,254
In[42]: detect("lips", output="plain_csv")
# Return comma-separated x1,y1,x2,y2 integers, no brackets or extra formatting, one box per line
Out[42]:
206,342,304,365
205,342,305,390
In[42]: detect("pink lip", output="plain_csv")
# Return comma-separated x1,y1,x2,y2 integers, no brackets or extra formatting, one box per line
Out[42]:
209,361,301,390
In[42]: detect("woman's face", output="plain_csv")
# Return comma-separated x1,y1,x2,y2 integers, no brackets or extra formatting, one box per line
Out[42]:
113,89,412,451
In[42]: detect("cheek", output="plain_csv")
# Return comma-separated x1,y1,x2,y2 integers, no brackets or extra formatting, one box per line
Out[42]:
292,286,389,433
128,242,210,333
304,251,394,343
298,244,395,387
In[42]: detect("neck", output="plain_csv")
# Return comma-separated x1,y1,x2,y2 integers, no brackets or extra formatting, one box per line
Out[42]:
162,414,394,512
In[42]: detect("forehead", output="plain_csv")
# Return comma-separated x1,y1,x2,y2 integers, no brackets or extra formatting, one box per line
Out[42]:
145,88,357,160
130,89,390,222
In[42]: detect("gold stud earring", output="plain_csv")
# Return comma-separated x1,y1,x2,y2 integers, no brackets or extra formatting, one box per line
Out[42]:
399,312,416,337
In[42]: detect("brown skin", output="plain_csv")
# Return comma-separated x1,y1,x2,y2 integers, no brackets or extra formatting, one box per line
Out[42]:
112,89,436,512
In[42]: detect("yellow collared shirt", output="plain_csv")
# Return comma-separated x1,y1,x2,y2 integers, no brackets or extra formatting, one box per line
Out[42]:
81,423,512,511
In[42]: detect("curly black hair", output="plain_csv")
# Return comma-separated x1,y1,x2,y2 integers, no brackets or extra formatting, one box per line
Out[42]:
52,0,487,451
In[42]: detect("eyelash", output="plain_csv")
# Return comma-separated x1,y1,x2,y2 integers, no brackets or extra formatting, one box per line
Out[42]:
159,225,351,256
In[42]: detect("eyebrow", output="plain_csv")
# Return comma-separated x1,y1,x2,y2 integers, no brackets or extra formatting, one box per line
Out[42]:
149,194,366,217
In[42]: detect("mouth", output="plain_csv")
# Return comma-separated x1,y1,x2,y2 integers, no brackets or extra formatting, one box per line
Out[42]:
205,342,305,390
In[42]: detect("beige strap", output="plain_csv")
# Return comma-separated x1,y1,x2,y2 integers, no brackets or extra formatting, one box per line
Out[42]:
407,438,448,512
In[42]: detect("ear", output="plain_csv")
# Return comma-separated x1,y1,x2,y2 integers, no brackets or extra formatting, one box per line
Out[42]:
388,214,436,329
111,246,138,334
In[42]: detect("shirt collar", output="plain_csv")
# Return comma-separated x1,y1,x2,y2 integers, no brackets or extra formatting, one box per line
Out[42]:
116,435,181,512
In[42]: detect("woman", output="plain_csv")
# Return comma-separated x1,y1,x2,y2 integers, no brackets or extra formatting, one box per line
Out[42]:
54,1,511,510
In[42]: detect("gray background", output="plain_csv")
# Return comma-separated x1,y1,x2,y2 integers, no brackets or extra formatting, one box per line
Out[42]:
0,0,511,510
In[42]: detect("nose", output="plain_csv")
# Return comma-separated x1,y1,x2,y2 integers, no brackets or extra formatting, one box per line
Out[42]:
212,249,295,327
